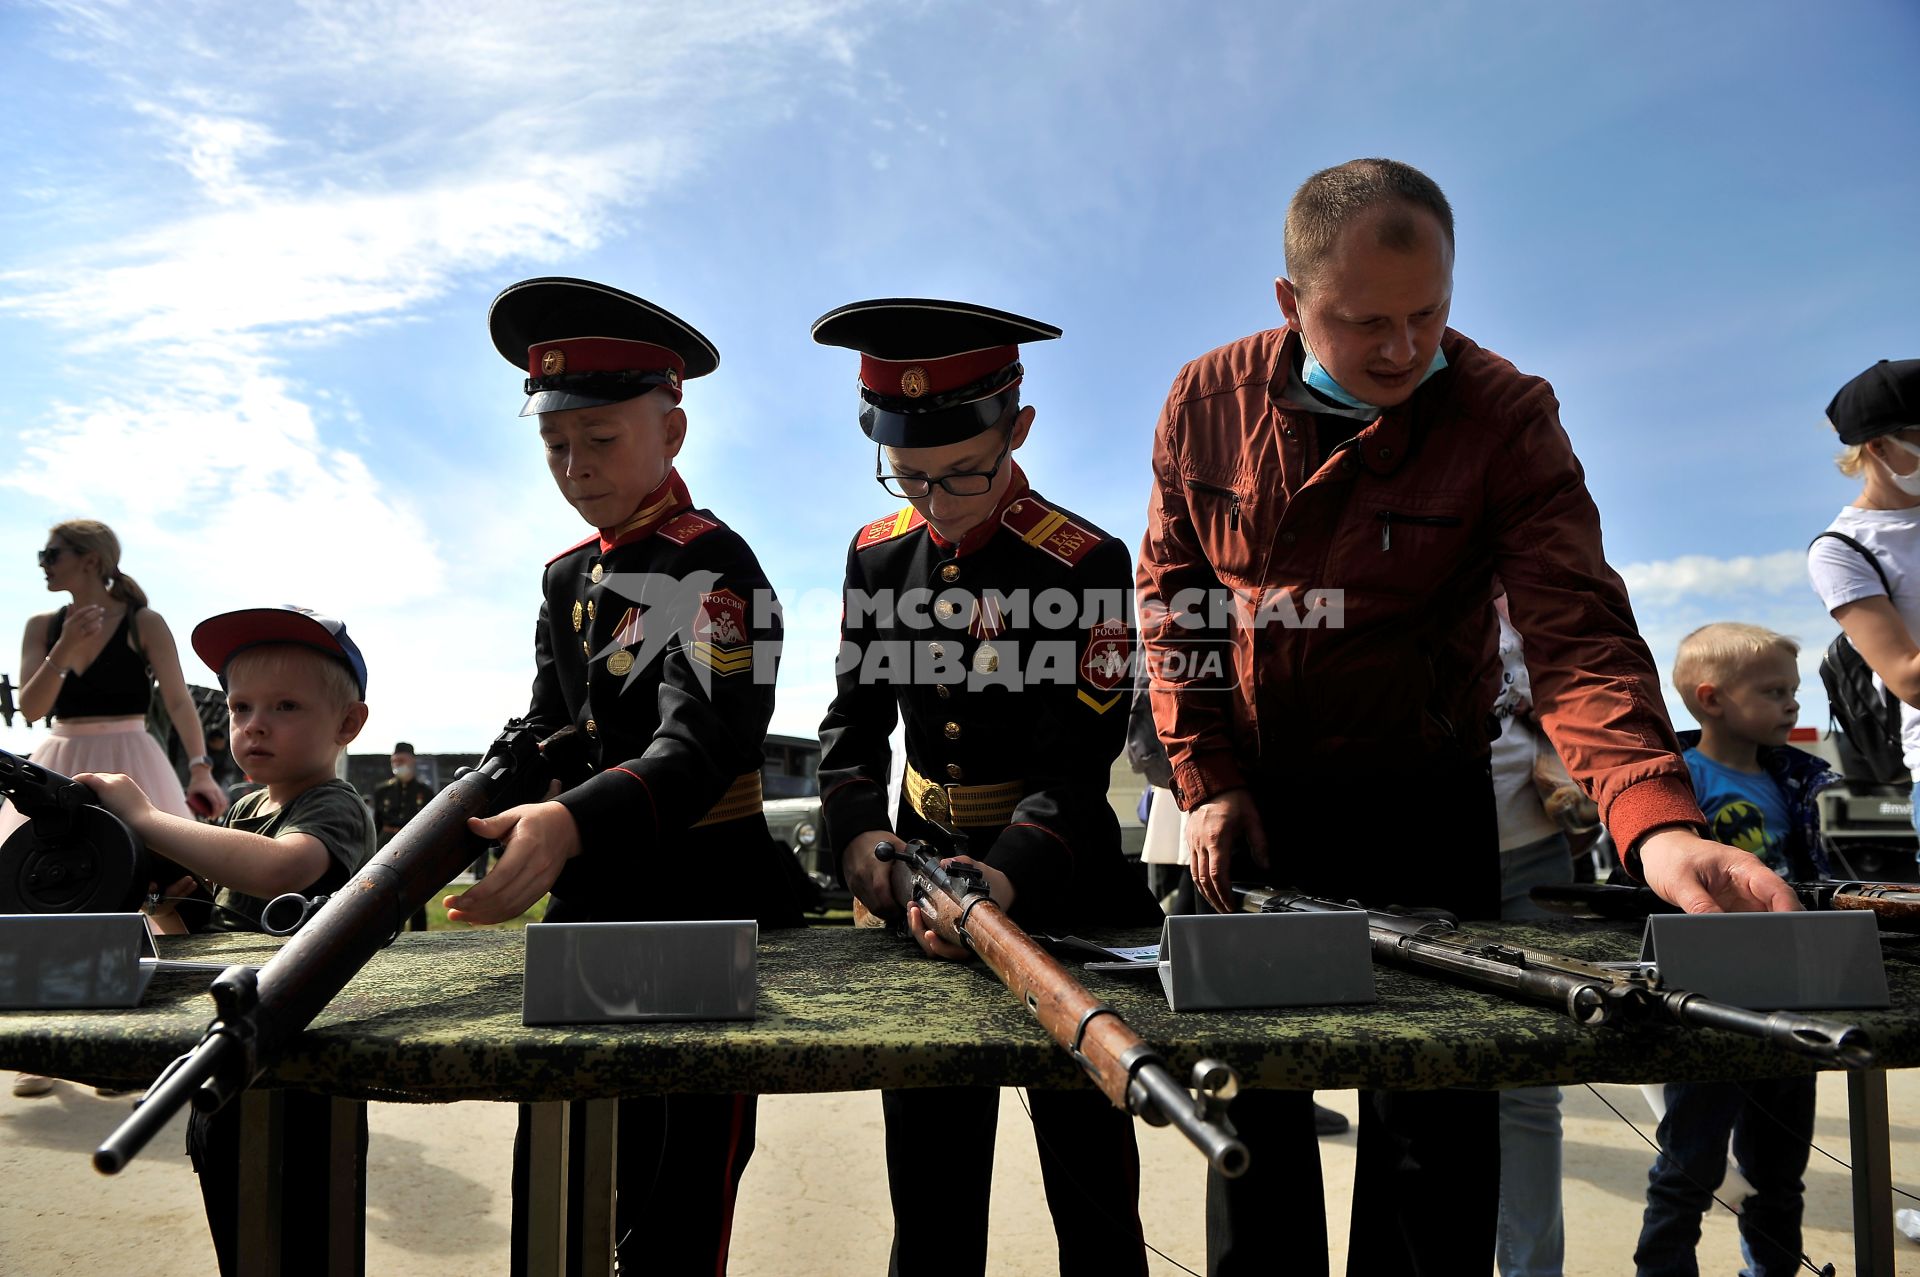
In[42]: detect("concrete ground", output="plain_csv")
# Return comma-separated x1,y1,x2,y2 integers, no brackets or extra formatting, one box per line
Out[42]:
3,1072,1918,1274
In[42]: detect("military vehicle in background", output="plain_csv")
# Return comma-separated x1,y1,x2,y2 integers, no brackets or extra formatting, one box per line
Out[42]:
1790,725,1919,882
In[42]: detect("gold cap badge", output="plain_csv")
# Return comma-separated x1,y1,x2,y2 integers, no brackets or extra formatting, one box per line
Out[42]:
540,349,566,376
900,366,930,399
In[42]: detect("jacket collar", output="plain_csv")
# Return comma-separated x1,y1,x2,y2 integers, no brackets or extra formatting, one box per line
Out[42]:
1269,326,1464,478
927,461,1031,558
598,468,692,553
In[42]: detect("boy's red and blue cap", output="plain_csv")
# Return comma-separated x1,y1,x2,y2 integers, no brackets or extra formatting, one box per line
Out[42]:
191,606,368,698
488,277,720,418
810,298,1060,447
1830,359,1920,445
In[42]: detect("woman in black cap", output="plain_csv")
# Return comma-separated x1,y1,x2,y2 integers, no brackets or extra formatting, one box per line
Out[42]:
1807,358,1920,854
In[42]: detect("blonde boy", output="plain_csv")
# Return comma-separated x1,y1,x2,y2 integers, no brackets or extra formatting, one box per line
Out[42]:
1636,622,1835,1275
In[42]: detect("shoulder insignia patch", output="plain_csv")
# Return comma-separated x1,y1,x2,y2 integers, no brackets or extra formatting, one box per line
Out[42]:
855,506,927,551
656,511,722,545
546,533,598,567
1001,494,1101,568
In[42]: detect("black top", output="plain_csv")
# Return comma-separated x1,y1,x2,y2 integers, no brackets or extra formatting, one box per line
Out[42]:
817,475,1160,928
47,606,152,719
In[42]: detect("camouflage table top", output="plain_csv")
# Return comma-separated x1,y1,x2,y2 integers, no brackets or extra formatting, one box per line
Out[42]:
3,921,1917,1104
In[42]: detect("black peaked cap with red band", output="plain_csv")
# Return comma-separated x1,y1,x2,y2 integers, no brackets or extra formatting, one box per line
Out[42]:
811,298,1061,447
489,276,720,418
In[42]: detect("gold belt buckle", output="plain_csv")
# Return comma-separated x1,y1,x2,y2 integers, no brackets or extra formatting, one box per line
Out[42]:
922,782,951,826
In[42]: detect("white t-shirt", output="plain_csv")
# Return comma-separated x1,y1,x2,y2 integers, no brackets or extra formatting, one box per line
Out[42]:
1490,609,1558,852
1807,505,1920,778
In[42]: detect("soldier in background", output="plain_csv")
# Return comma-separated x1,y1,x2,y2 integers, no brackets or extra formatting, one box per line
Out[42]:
371,741,435,931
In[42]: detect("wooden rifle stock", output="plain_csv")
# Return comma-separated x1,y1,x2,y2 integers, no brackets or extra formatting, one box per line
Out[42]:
876,839,1248,1177
93,721,579,1175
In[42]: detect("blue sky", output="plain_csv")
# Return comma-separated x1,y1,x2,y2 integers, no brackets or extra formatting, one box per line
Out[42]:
2,0,1916,758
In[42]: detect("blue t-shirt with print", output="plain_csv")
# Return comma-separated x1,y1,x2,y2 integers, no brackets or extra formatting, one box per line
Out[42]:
1684,747,1790,869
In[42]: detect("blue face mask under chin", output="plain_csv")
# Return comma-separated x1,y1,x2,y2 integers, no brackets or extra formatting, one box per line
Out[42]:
1302,339,1448,412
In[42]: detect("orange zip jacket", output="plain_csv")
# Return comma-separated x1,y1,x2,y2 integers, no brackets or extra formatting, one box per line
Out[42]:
1136,325,1705,859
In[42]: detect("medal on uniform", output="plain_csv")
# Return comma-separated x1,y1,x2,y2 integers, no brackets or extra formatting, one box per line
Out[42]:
969,595,1005,675
571,600,583,632
607,650,634,676
973,644,1000,674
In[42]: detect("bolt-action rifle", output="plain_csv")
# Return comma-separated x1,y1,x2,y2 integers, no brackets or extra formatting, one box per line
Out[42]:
876,838,1249,1177
1530,880,1920,931
93,721,581,1175
1231,885,1875,1068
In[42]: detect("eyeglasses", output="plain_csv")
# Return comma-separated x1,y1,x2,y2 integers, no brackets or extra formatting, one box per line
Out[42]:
36,546,70,568
875,441,1011,499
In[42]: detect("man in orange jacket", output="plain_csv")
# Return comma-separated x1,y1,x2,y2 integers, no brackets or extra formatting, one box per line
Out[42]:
1135,157,1797,1276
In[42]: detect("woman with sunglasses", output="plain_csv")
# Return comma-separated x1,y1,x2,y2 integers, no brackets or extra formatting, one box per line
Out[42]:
4,520,229,1096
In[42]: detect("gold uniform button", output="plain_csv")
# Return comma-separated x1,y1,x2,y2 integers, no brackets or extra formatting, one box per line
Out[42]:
940,564,960,583
934,683,950,699
585,719,597,736
581,639,592,658
935,600,959,619
590,563,604,583
946,764,963,781
929,642,946,660
943,721,961,741
588,599,598,621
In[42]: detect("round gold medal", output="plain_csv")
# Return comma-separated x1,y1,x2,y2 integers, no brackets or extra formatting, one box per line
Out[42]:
972,644,1000,674
608,650,635,676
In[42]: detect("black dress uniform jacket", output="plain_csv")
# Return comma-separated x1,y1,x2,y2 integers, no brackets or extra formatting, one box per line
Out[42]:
526,468,803,926
370,776,434,847
819,464,1159,928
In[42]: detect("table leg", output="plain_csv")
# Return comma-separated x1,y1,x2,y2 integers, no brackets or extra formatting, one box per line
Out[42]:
523,1101,570,1277
237,1090,284,1277
573,1099,618,1277
1849,1068,1894,1277
325,1097,366,1277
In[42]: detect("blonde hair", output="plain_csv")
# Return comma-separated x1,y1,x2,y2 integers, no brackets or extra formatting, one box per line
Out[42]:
1672,623,1800,717
50,519,149,609
1836,442,1870,478
224,644,362,713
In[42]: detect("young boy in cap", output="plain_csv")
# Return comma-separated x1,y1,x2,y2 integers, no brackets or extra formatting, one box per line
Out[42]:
80,603,375,1276
813,298,1162,1277
457,276,804,1275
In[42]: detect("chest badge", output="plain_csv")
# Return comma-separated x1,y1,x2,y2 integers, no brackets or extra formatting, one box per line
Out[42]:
571,600,584,632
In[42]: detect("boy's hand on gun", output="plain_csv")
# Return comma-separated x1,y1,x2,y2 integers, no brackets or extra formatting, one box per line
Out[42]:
75,771,156,832
903,855,1015,962
446,786,575,925
1639,830,1802,914
842,829,905,918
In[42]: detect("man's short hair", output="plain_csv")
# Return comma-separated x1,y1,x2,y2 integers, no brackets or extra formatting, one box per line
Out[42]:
1284,158,1456,295
1672,623,1800,717
226,643,364,713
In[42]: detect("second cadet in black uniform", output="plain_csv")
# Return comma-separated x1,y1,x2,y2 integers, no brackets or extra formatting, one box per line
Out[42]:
813,299,1162,1277
452,276,805,1276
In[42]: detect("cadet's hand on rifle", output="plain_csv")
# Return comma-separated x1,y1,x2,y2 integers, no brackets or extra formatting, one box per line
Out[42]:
1186,788,1268,915
1638,829,1801,914
446,796,578,925
843,829,904,919
903,855,1014,962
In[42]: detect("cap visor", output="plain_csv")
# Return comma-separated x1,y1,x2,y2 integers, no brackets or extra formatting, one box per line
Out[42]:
520,389,632,418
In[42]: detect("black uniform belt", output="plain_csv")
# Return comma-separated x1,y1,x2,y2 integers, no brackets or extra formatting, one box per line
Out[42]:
905,763,1023,829
692,771,764,828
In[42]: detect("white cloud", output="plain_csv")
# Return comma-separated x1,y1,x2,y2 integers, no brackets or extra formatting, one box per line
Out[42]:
3,0,879,752
1617,549,1810,607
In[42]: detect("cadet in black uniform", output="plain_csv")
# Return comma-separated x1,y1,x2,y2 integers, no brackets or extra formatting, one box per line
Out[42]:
813,300,1162,1277
371,741,436,929
449,276,804,1275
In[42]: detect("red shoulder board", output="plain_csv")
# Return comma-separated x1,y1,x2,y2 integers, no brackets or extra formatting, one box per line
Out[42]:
855,506,927,552
1001,495,1101,567
656,511,722,545
546,533,598,567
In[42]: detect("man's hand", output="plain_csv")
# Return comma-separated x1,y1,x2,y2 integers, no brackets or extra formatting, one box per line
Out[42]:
185,770,229,821
76,771,156,833
445,800,580,925
1185,788,1268,915
842,829,904,919
1637,829,1800,914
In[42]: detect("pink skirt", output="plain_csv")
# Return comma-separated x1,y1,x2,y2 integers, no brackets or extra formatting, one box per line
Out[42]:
0,717,192,843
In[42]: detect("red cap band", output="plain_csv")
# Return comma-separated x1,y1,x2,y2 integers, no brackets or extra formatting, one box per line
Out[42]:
860,345,1018,400
528,337,686,380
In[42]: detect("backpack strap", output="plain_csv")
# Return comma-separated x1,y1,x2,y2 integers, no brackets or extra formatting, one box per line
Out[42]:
1811,531,1893,598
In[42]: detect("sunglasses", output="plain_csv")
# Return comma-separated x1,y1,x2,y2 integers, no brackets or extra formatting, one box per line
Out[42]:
36,546,71,568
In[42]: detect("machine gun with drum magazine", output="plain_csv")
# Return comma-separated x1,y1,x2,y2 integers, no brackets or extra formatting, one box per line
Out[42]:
1230,885,1876,1068
875,837,1250,1177
92,721,582,1174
